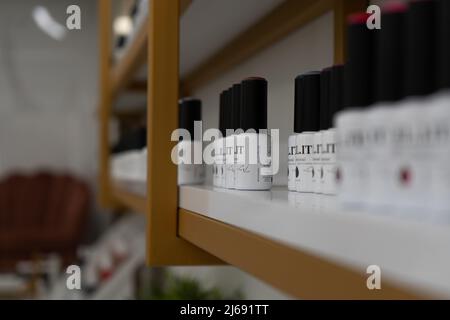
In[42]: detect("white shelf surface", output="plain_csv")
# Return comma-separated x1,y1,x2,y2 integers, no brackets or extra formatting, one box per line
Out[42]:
179,185,450,297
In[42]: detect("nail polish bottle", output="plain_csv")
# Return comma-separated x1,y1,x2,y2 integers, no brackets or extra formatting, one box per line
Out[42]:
321,65,344,195
335,13,374,207
235,77,272,190
314,68,331,194
364,3,407,208
390,0,437,210
214,91,226,188
288,75,305,192
225,84,241,189
428,0,450,214
295,72,321,193
177,98,205,185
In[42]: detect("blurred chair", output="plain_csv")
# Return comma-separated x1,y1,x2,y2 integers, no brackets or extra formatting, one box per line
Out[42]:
0,172,90,271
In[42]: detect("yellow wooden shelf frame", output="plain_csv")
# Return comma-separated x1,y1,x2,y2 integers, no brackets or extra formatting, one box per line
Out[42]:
112,185,147,214
95,0,425,299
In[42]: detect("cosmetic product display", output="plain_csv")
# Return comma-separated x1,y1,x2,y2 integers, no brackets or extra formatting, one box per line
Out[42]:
313,68,331,194
214,91,227,188
320,65,344,195
235,77,272,190
225,84,242,189
335,12,374,207
110,148,147,183
288,77,303,191
294,72,320,193
334,0,450,218
177,98,205,186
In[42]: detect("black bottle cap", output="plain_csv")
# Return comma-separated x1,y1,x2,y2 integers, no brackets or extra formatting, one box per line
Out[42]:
231,83,241,130
437,0,450,89
294,74,304,133
344,13,375,109
224,88,233,134
404,0,437,97
320,68,332,131
375,3,407,103
240,77,268,131
330,65,345,125
295,72,320,133
179,98,201,140
219,91,225,136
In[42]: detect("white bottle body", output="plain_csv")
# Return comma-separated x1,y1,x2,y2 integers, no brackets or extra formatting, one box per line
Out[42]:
225,135,236,189
177,140,205,185
363,104,393,208
235,132,272,190
389,97,431,210
335,109,366,206
287,134,297,191
321,128,337,195
312,131,322,194
429,90,450,214
212,139,219,187
214,137,226,188
295,132,314,193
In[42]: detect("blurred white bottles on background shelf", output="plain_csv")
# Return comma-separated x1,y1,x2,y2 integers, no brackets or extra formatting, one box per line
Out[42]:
294,72,320,193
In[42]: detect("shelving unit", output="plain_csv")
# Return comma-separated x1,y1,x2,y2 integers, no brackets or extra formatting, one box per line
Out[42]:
96,0,445,299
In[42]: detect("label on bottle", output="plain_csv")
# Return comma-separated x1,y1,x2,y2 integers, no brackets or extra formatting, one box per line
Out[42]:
288,134,297,191
235,133,272,190
295,132,314,193
321,129,337,195
312,131,323,194
225,135,235,189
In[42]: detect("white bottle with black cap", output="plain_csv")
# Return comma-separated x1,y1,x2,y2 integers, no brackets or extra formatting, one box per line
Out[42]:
214,91,226,188
225,85,241,189
428,0,450,215
295,72,320,193
389,0,437,210
235,77,272,191
321,65,344,195
364,3,407,208
335,12,374,207
288,76,303,192
314,68,331,194
177,98,205,185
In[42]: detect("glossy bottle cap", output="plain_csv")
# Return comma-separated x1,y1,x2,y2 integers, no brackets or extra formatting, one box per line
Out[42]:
179,97,201,141
295,72,320,133
344,12,375,109
219,91,225,137
437,0,450,90
404,0,437,97
240,77,268,132
375,2,407,103
319,68,332,131
231,83,242,131
225,88,233,134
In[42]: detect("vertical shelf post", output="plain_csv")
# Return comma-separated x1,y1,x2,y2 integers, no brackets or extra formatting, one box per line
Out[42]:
98,0,114,208
146,0,223,265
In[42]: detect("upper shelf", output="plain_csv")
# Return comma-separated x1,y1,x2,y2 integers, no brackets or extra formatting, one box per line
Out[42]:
110,0,193,96
179,185,450,298
110,19,149,95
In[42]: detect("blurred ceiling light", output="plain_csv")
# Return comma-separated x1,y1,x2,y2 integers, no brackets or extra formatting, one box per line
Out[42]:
32,6,67,41
114,16,133,36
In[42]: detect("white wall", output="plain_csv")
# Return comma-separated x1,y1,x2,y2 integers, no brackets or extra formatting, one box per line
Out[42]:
174,11,334,300
0,0,98,184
